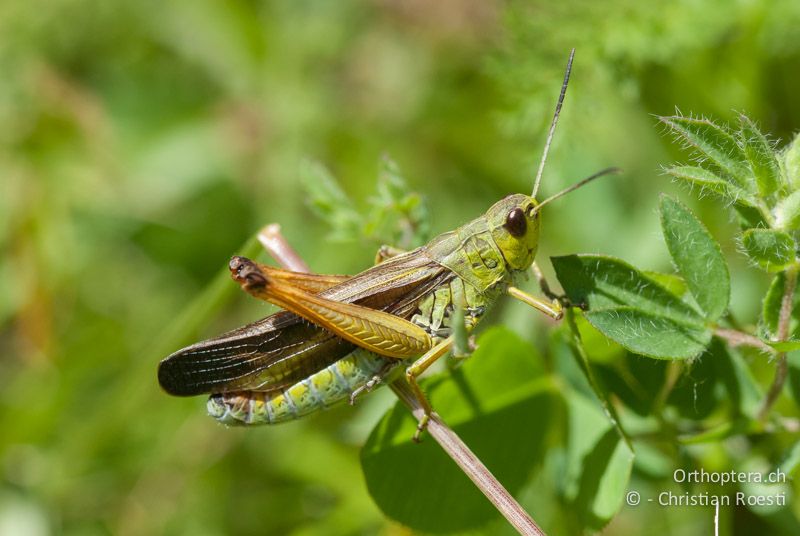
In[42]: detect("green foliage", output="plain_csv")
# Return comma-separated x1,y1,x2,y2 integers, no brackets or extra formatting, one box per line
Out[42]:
301,157,429,248
562,393,634,529
3,1,800,535
660,116,752,190
552,254,711,358
585,308,710,360
739,114,781,198
742,229,797,272
659,195,730,320
553,112,800,532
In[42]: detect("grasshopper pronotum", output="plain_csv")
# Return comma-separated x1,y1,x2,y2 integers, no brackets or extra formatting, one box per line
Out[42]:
158,50,616,440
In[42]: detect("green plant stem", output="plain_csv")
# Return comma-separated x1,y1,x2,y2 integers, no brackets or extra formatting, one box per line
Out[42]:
758,265,798,419
258,224,546,536
564,309,632,448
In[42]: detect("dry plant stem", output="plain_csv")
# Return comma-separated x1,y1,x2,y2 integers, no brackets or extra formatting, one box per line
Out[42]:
389,381,545,536
758,265,798,420
258,224,309,272
257,224,545,536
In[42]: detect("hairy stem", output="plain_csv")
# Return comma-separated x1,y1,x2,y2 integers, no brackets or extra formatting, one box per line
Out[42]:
758,265,798,420
258,225,545,536
713,328,775,354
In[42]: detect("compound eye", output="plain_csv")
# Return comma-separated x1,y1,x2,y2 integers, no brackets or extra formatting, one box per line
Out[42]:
504,207,527,237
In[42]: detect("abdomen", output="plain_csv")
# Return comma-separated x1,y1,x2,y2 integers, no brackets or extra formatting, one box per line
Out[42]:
207,348,399,425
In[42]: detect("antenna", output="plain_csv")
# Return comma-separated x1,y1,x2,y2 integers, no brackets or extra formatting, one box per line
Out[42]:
532,167,619,214
532,48,575,198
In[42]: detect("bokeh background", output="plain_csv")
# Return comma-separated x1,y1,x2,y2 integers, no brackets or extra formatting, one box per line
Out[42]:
2,0,800,534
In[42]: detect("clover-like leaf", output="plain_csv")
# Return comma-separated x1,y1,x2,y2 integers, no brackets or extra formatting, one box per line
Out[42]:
584,307,711,360
660,116,751,191
659,195,730,321
741,229,796,272
665,165,753,206
739,114,781,198
552,254,703,325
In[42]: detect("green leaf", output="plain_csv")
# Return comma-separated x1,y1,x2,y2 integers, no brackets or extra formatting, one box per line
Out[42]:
660,115,751,190
552,254,703,325
712,340,762,419
767,340,800,352
740,229,796,272
777,439,800,477
783,132,800,189
592,353,667,416
562,392,634,530
739,114,781,197
643,271,687,298
300,160,363,241
775,190,800,231
659,195,730,320
665,165,753,205
789,352,800,407
679,419,756,444
364,156,430,248
584,307,712,360
360,327,557,533
762,272,800,341
666,353,718,419
734,204,769,230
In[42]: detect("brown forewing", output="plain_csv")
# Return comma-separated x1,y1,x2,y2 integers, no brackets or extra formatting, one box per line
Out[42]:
157,249,452,396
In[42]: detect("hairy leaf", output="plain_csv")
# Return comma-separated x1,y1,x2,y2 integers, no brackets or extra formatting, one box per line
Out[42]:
552,254,703,325
739,114,781,198
659,116,751,190
584,307,711,360
643,271,688,298
741,229,796,272
762,272,800,341
665,165,753,205
659,195,730,320
775,190,800,232
784,132,800,189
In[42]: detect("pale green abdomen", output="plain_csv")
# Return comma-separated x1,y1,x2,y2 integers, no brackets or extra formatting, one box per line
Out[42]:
207,348,399,425
207,275,503,425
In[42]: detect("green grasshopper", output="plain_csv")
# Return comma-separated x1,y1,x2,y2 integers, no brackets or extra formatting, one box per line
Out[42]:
158,50,615,440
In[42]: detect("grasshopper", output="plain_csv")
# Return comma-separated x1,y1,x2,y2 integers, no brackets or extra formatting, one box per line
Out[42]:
158,50,615,440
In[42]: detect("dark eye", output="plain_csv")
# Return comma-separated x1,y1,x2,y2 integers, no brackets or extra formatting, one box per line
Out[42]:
504,208,527,237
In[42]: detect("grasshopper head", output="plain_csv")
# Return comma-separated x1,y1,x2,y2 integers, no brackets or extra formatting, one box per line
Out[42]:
487,193,540,271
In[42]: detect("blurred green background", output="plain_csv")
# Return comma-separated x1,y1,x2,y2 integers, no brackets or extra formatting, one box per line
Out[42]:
2,0,800,534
